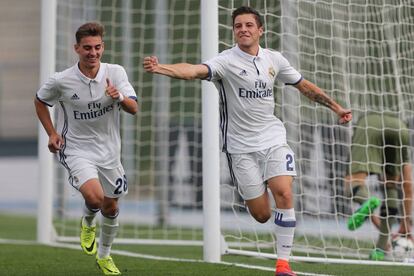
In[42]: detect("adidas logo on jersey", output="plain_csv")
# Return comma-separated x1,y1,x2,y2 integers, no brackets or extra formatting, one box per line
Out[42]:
71,93,80,100
239,69,248,76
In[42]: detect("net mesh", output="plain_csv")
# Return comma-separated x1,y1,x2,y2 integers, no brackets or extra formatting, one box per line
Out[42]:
51,0,414,263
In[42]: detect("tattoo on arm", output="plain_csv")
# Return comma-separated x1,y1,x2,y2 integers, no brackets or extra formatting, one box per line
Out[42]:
300,86,334,109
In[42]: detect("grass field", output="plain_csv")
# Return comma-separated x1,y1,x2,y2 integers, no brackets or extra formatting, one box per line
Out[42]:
1,213,414,276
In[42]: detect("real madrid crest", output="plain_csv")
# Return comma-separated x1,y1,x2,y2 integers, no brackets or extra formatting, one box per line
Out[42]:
268,67,275,78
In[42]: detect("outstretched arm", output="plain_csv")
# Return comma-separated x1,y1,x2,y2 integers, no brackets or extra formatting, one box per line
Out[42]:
143,56,209,80
294,79,352,124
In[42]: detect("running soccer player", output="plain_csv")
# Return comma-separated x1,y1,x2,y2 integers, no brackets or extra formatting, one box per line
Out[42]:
35,22,138,275
143,6,351,276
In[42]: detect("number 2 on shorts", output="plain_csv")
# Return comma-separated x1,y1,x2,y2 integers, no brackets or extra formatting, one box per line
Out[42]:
286,154,294,171
114,174,128,194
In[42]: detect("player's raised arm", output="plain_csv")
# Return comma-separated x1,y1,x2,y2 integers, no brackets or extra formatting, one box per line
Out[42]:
143,56,209,80
105,78,138,115
294,78,352,124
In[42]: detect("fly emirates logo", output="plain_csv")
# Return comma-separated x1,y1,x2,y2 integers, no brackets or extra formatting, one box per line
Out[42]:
239,79,272,99
73,102,115,120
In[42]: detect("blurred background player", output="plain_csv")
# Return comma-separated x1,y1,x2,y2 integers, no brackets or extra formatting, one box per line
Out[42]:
346,112,412,260
143,6,351,276
34,22,138,275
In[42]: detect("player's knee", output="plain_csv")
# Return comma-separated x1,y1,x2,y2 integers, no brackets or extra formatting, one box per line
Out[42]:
102,199,119,217
277,190,293,204
252,211,271,223
84,193,104,209
80,182,104,208
102,206,119,218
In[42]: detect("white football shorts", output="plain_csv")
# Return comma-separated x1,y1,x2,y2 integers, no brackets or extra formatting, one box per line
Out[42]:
62,156,128,198
227,144,297,200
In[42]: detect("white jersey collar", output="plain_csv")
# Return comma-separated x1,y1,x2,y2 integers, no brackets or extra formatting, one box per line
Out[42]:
234,44,264,60
75,62,106,84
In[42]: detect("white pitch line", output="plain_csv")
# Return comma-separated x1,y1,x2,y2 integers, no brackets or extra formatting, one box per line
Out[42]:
0,239,333,276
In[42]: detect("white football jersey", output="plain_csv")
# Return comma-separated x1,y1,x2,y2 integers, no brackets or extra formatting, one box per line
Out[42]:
36,63,137,168
204,45,302,154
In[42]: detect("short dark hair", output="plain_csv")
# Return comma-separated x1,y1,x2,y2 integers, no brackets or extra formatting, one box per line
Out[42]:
75,22,105,44
232,6,263,28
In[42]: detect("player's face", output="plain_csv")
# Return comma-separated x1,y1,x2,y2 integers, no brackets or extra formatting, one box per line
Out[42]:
74,36,104,69
233,14,263,53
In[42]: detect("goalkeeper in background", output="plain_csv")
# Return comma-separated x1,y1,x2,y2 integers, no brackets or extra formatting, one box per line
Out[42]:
35,22,138,275
143,6,351,276
346,112,413,261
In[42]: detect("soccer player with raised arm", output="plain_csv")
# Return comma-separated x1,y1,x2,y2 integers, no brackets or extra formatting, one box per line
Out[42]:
143,6,351,276
35,22,138,275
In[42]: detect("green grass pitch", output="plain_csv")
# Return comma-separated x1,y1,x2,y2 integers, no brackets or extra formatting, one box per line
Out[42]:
1,213,413,275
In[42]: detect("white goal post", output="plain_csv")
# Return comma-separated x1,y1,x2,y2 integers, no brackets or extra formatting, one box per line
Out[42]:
37,0,414,266
37,0,56,244
200,0,221,263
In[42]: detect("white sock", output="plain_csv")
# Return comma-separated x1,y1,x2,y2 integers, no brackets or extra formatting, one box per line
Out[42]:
82,203,99,227
274,208,296,261
98,214,119,259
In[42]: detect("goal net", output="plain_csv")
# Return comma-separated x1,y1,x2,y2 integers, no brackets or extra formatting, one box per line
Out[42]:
41,0,414,265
